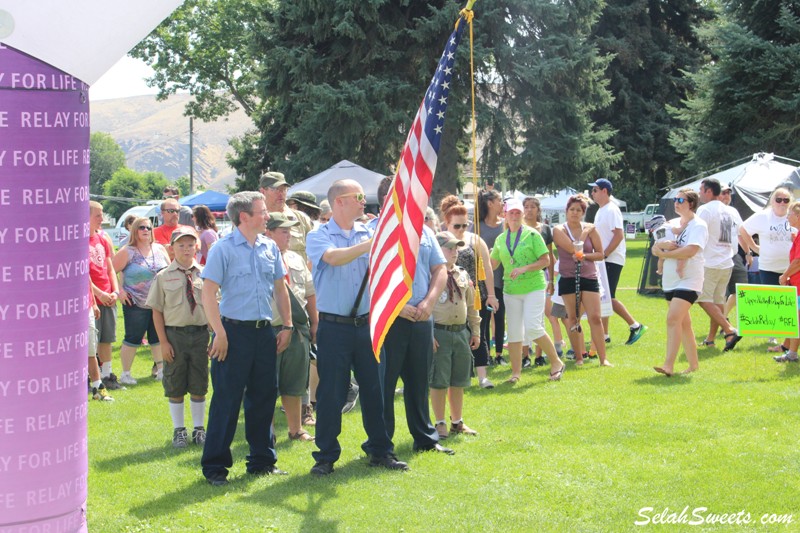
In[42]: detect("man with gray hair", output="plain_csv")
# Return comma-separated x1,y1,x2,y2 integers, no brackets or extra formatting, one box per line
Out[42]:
200,191,294,486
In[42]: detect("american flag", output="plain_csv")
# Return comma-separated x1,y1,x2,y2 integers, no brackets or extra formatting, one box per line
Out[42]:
368,12,470,358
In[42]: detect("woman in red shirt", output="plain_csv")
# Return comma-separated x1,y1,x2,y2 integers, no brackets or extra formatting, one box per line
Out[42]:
777,201,800,362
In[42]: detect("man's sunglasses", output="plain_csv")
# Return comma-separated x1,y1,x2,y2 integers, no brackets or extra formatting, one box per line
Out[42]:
338,192,366,202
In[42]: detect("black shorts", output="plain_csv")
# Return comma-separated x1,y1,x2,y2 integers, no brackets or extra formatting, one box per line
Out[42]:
558,277,600,296
663,290,698,304
605,262,623,299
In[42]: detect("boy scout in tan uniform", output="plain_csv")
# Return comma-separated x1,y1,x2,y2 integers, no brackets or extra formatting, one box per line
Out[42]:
431,231,481,440
266,212,318,442
147,227,210,449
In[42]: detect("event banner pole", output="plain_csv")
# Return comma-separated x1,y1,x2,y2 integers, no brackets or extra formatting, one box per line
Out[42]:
0,43,91,533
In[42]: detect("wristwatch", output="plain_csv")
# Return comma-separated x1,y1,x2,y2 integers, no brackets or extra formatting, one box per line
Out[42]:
280,325,294,332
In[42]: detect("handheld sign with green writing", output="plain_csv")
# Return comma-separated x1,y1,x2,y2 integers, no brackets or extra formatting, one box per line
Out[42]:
736,284,799,337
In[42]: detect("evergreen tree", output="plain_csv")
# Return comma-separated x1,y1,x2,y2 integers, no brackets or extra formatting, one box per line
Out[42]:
471,0,619,194
233,0,619,197
670,1,800,173
230,0,462,191
590,0,714,209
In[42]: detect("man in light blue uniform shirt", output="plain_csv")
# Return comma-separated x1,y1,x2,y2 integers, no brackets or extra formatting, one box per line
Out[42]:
307,179,407,476
200,191,294,486
373,177,450,455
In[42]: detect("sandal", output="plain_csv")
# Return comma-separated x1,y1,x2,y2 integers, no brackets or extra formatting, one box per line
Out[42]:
506,376,520,384
653,366,672,377
435,422,449,440
723,332,742,352
549,364,565,381
768,344,789,353
288,430,315,442
699,340,715,347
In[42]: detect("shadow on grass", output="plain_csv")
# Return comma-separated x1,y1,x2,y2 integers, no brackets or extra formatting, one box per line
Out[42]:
631,374,696,386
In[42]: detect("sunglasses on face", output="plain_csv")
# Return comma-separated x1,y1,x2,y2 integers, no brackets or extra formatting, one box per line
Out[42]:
163,208,180,214
775,197,791,204
451,223,468,230
338,192,366,203
138,226,152,231
674,197,687,204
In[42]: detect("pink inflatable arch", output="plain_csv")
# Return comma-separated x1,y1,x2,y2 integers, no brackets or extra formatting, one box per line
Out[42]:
0,43,90,532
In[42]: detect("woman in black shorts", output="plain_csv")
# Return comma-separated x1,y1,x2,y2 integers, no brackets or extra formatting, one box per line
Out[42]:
651,188,708,376
553,194,611,367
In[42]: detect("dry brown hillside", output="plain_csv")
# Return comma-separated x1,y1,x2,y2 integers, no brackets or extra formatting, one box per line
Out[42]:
90,94,252,189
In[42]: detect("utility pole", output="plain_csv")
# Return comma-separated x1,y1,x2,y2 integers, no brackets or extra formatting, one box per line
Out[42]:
189,117,194,193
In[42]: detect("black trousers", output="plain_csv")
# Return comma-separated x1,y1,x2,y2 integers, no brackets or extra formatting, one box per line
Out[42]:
382,317,438,451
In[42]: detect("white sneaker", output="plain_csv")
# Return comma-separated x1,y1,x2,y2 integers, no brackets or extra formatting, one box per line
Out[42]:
119,372,137,385
479,377,494,389
155,368,163,381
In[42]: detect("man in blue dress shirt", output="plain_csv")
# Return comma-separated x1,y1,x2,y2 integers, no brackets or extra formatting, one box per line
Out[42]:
374,177,451,455
200,191,294,486
307,179,407,476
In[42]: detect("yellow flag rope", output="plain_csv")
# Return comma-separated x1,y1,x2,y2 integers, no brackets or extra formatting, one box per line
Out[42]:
457,4,483,310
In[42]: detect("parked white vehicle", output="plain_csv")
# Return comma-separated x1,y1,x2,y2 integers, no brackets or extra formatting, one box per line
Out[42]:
104,205,160,247
623,203,660,232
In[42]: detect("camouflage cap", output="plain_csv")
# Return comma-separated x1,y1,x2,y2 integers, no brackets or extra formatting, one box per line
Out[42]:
259,171,288,189
266,211,300,230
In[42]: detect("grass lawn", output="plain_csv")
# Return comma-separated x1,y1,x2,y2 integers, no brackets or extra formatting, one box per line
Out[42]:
88,238,800,531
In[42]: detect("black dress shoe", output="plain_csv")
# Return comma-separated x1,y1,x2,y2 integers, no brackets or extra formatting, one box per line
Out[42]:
206,475,229,486
416,443,455,455
248,465,288,476
368,454,410,470
310,461,334,476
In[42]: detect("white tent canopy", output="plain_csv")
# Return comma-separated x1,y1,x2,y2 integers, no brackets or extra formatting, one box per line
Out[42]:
288,159,388,206
661,153,800,220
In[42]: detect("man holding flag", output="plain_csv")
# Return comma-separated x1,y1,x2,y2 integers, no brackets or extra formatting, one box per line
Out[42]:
307,179,408,477
372,178,451,455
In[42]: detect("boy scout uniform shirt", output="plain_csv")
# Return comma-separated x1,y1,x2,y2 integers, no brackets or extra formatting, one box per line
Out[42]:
271,249,315,327
433,265,480,332
146,260,208,327
284,206,313,262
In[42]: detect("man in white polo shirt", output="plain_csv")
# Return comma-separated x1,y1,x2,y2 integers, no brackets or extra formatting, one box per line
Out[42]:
589,178,647,345
696,178,743,351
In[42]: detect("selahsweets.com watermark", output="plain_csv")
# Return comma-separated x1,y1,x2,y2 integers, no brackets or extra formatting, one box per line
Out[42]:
635,506,794,527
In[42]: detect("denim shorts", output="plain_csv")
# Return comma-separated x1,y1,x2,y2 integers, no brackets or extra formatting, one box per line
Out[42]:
122,303,160,347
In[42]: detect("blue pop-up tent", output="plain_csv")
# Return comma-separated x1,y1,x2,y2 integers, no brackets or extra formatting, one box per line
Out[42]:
180,190,230,212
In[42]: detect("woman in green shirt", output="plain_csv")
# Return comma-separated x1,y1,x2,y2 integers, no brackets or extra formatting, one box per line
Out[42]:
490,199,565,383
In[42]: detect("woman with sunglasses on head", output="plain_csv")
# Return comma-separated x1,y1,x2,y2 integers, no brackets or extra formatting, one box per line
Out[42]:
490,199,565,383
442,199,500,389
739,187,796,352
553,194,612,367
651,189,708,376
111,217,171,385
477,189,508,365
